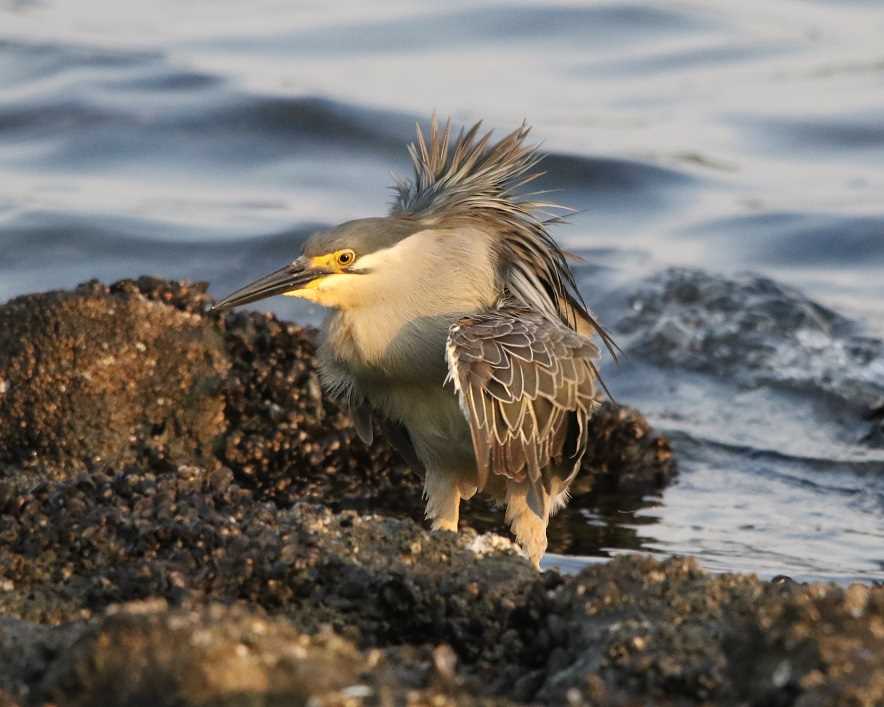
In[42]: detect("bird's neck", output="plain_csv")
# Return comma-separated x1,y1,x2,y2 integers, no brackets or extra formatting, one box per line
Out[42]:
323,299,467,383
321,224,501,382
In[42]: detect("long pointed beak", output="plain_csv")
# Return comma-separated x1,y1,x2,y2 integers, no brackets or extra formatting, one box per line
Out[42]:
211,257,325,311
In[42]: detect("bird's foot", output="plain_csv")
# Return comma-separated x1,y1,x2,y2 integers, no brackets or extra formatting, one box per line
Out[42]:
430,517,459,533
424,471,462,534
505,481,550,570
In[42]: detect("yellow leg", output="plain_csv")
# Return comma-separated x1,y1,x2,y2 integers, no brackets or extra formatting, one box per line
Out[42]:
505,480,550,569
424,469,461,532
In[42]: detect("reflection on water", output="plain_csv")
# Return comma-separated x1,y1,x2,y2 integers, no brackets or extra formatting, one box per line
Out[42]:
1,0,883,582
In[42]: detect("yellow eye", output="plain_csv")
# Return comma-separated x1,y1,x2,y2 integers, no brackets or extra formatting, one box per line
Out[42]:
336,249,356,267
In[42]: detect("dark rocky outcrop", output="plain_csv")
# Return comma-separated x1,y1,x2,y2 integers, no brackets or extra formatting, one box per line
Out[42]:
0,277,675,545
0,280,229,478
1,540,882,706
0,278,879,707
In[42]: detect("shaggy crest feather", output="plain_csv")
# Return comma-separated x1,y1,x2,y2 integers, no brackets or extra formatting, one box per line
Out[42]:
391,116,618,364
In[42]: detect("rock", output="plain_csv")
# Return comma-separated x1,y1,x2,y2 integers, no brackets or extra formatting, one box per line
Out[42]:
36,601,372,707
0,279,229,477
493,555,884,706
15,277,883,706
0,460,535,637
0,442,879,705
616,267,884,446
577,401,675,496
2,599,509,707
2,545,882,705
0,277,676,548
617,268,845,376
0,616,80,705
218,304,410,517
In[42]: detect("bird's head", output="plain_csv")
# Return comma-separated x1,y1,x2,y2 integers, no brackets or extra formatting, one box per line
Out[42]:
212,217,434,312
212,117,593,333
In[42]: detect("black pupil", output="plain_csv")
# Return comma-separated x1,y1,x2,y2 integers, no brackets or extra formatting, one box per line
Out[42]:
339,253,351,263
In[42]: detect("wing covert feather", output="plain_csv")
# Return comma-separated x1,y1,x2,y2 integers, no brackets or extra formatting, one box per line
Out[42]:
446,306,600,491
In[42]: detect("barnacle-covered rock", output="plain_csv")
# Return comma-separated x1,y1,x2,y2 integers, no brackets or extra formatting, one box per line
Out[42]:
0,279,229,477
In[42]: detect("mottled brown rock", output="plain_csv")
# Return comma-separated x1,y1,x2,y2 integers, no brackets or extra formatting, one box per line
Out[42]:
0,279,229,476
510,556,884,706
0,276,675,561
18,277,864,707
3,550,883,706
0,458,535,648
6,600,515,707
0,448,880,707
38,601,370,707
218,306,407,515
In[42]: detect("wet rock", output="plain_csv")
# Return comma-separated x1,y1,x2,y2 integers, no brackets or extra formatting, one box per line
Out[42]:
618,268,884,416
862,399,884,446
618,268,842,372
577,401,675,496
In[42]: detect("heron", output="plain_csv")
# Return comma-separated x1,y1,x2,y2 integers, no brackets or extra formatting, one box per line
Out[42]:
214,118,615,567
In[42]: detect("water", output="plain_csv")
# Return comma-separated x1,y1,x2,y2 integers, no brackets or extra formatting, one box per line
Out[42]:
1,0,882,583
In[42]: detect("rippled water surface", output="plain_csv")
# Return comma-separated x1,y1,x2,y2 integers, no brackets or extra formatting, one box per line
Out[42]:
2,0,882,582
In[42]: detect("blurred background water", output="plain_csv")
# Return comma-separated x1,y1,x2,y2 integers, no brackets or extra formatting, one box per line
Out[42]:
1,0,882,583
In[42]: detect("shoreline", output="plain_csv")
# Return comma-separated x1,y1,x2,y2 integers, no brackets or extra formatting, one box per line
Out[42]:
0,277,880,706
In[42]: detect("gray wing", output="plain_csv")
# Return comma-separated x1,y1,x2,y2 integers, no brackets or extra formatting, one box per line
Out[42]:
445,306,600,492
380,418,425,472
346,394,374,446
345,388,425,472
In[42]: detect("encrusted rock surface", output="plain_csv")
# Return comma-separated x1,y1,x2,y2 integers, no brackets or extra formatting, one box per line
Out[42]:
0,277,675,546
2,546,882,706
0,278,880,707
0,279,229,478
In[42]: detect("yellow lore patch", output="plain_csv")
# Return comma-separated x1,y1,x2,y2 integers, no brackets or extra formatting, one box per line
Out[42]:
282,251,357,305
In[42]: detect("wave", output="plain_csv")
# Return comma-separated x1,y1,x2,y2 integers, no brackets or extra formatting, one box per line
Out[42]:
613,267,884,448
